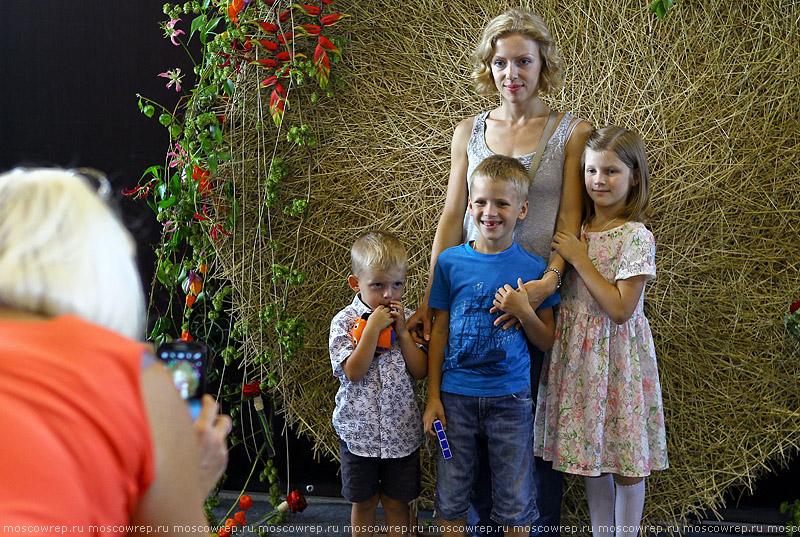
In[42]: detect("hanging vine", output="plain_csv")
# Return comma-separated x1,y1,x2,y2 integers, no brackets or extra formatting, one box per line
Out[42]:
126,0,347,530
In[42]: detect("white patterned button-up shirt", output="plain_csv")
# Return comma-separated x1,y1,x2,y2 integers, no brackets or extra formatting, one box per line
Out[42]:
329,294,424,458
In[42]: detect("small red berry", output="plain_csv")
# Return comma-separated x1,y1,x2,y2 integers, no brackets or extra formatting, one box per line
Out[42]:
234,510,247,526
239,494,253,510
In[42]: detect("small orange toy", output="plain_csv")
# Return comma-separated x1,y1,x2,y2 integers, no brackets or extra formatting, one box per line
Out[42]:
351,312,395,354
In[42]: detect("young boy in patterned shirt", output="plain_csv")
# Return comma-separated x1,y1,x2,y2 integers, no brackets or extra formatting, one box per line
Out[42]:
329,230,427,537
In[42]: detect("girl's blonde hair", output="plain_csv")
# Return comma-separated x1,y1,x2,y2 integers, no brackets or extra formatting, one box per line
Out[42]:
0,168,145,339
471,9,564,96
582,126,652,224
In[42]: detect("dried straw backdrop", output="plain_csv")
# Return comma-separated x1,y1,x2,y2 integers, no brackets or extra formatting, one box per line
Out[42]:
213,0,800,524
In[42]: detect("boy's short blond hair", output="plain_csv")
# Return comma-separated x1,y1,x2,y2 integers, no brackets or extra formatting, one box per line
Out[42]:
351,230,407,277
469,155,531,204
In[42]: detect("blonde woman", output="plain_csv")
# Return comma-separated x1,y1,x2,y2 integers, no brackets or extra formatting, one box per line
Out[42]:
408,9,591,536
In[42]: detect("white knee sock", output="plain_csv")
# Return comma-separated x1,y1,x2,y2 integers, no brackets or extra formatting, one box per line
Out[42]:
584,474,615,537
614,480,645,537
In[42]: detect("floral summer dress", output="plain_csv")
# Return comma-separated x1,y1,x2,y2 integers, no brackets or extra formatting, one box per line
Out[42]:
533,221,668,477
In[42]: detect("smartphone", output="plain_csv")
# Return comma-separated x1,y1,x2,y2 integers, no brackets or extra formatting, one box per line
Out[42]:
157,340,207,420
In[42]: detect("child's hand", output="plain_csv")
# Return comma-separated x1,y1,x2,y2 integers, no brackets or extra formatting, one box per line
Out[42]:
423,399,446,438
366,305,395,333
493,278,534,325
552,230,589,265
389,300,407,333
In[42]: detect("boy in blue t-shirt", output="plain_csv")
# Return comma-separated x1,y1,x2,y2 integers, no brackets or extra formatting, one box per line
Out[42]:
423,155,560,536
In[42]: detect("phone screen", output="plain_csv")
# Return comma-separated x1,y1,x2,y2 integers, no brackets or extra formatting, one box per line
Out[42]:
157,341,207,419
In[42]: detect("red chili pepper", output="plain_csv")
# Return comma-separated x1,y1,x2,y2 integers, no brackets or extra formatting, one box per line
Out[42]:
239,494,254,510
277,32,294,45
217,528,230,537
298,4,320,16
279,10,291,21
321,13,343,26
286,490,308,513
276,51,293,61
242,381,262,397
181,331,194,342
254,21,279,33
234,511,247,526
186,294,197,308
301,24,321,35
257,39,279,51
260,76,278,88
318,35,337,51
251,58,278,68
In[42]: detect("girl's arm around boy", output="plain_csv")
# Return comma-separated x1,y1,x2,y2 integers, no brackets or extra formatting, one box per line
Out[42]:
493,277,556,351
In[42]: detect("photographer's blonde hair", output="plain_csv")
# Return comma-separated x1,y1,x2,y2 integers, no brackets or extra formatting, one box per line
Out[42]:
351,231,407,278
0,168,145,339
471,9,564,96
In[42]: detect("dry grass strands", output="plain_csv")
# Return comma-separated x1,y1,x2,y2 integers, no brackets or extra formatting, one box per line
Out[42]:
213,0,800,525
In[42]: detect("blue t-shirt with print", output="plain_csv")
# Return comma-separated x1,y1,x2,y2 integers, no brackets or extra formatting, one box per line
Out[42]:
429,241,560,397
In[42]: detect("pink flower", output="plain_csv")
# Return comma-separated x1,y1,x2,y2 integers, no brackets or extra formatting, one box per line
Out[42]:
158,68,184,92
166,142,188,168
163,18,185,46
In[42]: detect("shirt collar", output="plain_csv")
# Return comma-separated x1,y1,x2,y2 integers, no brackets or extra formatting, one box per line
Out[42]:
351,293,372,315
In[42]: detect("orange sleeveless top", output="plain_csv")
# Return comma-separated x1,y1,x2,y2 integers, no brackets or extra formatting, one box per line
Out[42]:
0,315,155,535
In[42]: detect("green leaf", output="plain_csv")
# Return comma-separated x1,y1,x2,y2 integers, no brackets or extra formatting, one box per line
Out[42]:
157,195,178,209
150,316,173,341
170,172,182,197
210,124,223,144
207,153,218,172
156,183,168,201
190,14,205,41
142,105,155,118
201,16,223,44
170,124,182,139
651,0,677,19
159,113,173,126
222,78,235,97
140,165,162,181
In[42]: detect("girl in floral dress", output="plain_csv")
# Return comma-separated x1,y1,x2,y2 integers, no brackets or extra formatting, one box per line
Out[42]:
534,126,668,537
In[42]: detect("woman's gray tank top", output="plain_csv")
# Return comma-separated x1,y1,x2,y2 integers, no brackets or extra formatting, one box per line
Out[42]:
462,110,580,259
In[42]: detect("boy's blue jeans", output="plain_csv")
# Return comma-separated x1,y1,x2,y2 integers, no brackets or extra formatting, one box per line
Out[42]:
467,347,564,536
434,388,537,528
